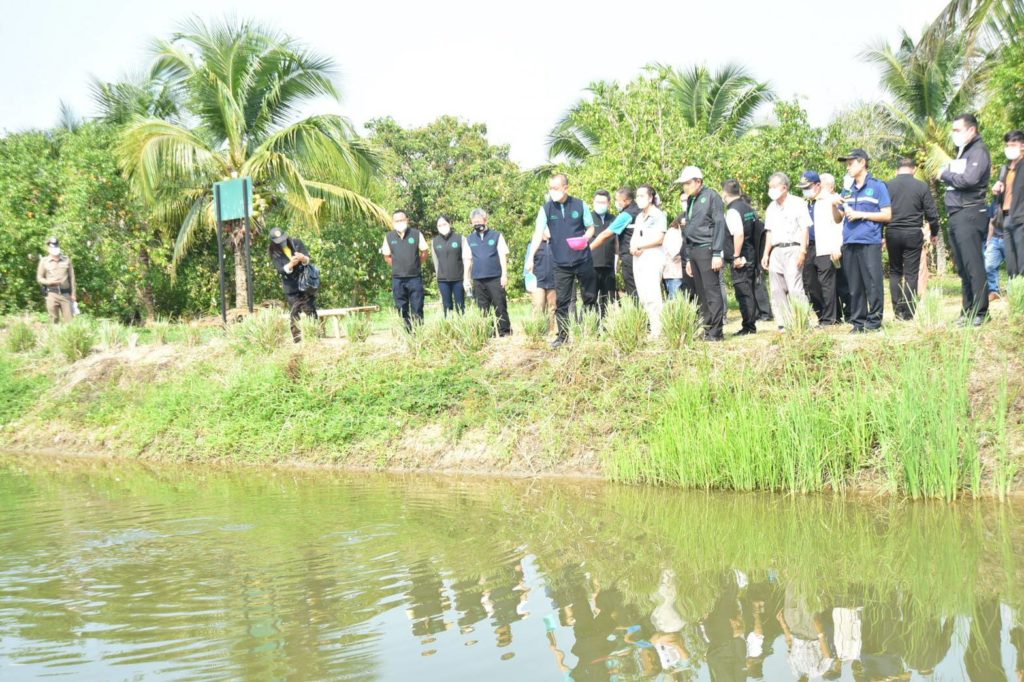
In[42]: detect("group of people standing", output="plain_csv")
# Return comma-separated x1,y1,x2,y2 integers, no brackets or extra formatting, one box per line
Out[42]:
261,113,1021,345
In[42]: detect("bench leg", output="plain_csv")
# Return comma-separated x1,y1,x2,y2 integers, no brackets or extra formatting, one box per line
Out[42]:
328,317,340,339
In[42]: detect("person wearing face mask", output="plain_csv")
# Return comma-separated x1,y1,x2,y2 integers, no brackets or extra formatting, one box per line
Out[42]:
629,184,667,337
760,173,812,332
885,158,942,320
796,171,826,322
268,227,318,342
36,237,76,323
810,173,848,327
832,149,892,333
532,173,596,349
589,186,642,300
431,216,465,317
381,210,429,331
937,113,993,326
590,190,618,314
993,130,1024,279
463,208,512,337
675,166,727,341
721,179,761,335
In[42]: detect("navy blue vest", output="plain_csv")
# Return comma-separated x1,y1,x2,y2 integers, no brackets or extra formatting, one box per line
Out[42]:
544,196,591,267
467,228,502,280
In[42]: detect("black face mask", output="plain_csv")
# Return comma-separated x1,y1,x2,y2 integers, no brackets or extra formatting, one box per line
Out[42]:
473,224,487,232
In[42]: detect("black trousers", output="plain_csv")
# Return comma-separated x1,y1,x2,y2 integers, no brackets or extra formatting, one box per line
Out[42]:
753,259,773,320
843,243,884,330
886,228,924,320
731,262,757,332
554,261,598,340
594,265,617,316
1006,223,1024,277
689,245,724,339
286,290,317,342
802,241,824,319
392,276,425,331
949,207,991,318
473,277,511,336
619,253,637,299
813,254,839,325
835,265,851,322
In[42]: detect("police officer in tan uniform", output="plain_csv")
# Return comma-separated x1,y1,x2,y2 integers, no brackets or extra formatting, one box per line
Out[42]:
35,237,76,323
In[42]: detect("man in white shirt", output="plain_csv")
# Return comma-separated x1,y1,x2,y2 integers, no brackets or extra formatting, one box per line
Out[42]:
760,172,812,331
463,208,512,336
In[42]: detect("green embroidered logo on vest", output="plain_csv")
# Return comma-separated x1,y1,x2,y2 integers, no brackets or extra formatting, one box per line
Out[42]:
487,239,495,246
700,197,707,204
571,210,579,219
407,237,415,244
452,242,459,248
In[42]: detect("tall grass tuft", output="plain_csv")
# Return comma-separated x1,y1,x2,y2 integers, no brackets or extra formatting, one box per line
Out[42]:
296,315,322,345
147,317,173,345
569,309,601,343
182,324,204,347
4,319,37,353
98,320,129,350
990,372,1018,500
661,295,701,350
345,314,372,343
49,318,97,362
604,298,649,354
1007,276,1024,321
789,299,813,335
914,288,945,329
228,309,290,354
522,313,551,346
413,306,494,356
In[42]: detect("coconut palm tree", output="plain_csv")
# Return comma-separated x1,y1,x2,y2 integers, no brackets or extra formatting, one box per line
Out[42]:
91,74,181,126
117,17,389,308
654,62,775,138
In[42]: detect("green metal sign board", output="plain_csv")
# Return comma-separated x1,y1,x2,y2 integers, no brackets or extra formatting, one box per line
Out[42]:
213,177,253,221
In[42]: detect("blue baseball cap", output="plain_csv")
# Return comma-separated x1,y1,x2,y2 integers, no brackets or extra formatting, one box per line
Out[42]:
797,171,821,189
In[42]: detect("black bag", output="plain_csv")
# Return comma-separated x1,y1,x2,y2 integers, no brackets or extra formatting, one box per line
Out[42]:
297,263,320,292
992,166,1009,230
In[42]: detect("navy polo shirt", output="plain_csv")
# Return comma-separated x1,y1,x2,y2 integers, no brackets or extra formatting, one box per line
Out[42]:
841,174,891,245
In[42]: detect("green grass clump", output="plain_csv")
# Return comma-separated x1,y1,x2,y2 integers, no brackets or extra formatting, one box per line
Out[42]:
914,287,945,329
1007,277,1024,321
296,315,322,345
97,320,129,350
569,309,601,343
345,314,372,343
522,314,551,346
413,305,494,356
4,319,37,353
49,318,97,362
228,309,290,354
789,299,813,334
604,298,648,354
660,295,701,350
182,324,204,347
147,317,173,345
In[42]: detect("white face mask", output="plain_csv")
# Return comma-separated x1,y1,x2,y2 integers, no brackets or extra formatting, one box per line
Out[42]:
636,196,651,210
768,187,784,202
48,246,61,256
1006,146,1022,161
951,131,970,148
842,174,854,190
549,190,566,203
394,221,408,233
593,201,609,215
801,188,817,199
437,223,451,236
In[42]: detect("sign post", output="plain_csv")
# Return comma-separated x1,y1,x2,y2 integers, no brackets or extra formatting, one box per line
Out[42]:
212,177,255,322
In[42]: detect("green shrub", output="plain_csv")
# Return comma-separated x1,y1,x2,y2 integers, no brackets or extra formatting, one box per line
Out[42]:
661,296,701,350
228,309,290,354
49,318,97,362
296,315,322,344
147,317,173,345
604,299,648,354
345,314,372,343
182,324,204,347
4,319,37,353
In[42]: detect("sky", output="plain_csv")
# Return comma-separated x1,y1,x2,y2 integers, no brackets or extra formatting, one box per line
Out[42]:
0,0,948,168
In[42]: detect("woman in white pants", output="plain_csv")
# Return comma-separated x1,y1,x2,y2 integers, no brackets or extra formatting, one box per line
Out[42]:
630,184,667,337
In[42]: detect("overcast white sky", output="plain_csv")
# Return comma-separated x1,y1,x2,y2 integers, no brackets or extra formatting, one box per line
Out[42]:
0,0,947,168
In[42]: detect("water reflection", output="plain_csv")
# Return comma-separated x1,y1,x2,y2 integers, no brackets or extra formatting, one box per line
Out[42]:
0,454,1022,681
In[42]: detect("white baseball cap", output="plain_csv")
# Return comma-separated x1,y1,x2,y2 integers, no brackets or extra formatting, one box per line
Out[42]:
674,166,704,184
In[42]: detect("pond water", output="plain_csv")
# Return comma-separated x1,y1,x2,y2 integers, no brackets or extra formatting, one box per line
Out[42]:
0,454,1022,681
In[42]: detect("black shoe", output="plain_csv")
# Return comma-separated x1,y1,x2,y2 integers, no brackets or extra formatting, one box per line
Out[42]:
972,315,987,327
849,327,865,335
956,315,969,327
733,328,756,337
757,315,774,322
550,337,567,350
704,333,725,342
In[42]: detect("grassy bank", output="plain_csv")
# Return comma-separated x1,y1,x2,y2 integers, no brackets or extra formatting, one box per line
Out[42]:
1,283,1022,499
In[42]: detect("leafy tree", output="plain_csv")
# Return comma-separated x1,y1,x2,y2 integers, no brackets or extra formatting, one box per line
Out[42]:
117,17,389,308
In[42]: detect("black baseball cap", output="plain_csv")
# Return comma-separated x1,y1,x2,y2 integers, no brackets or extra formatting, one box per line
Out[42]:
268,227,288,245
837,149,871,162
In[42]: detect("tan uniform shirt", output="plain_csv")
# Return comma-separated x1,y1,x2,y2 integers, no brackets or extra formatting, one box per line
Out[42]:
36,254,76,296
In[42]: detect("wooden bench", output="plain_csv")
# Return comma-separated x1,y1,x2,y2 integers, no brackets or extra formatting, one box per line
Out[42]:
316,306,380,338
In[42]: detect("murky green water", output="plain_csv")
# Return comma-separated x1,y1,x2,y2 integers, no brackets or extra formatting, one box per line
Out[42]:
0,455,1022,681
